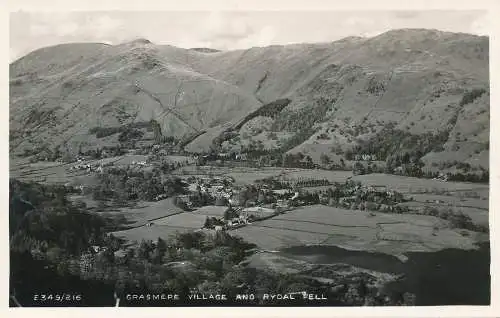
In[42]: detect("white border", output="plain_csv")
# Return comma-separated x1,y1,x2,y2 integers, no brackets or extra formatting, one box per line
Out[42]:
2,0,499,317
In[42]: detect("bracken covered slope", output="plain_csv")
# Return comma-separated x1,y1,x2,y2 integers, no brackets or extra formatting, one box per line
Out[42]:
9,29,489,169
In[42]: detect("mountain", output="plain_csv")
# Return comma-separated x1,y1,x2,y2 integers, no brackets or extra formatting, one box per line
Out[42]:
9,28,489,171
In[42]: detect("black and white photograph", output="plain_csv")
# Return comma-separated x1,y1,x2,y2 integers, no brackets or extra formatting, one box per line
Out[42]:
6,1,494,311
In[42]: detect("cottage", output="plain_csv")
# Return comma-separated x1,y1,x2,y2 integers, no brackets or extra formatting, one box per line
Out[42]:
235,153,248,161
114,249,128,264
188,183,200,192
362,154,371,161
273,189,292,196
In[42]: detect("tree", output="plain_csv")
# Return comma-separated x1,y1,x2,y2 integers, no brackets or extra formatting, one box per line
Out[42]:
153,237,167,263
320,153,331,166
353,162,366,175
223,208,237,221
215,196,228,206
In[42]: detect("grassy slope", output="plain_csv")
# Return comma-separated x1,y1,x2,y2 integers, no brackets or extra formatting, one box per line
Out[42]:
10,29,489,169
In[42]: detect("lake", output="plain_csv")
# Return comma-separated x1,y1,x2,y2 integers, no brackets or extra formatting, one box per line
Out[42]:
280,242,490,305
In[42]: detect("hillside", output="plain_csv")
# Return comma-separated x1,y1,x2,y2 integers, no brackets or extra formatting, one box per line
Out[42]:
9,28,489,172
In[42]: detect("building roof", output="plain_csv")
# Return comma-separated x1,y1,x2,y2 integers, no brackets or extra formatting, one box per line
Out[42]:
273,189,292,195
114,250,128,258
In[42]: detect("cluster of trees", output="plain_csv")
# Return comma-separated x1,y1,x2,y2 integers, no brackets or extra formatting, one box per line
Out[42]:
290,191,321,207
9,179,119,258
237,185,278,207
352,162,384,176
257,177,292,191
269,98,335,153
445,170,489,183
203,217,225,229
271,97,334,133
282,152,315,169
156,159,188,173
459,88,487,106
77,145,127,160
118,129,144,143
292,178,331,188
257,176,330,189
421,206,488,233
89,121,152,139
10,178,413,306
419,168,489,184
366,77,386,95
346,126,449,163
278,127,317,153
318,181,408,210
92,167,188,202
233,98,292,130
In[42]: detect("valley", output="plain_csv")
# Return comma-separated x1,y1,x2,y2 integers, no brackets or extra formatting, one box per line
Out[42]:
9,28,490,306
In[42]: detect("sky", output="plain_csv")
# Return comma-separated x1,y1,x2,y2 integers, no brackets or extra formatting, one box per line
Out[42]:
9,10,489,62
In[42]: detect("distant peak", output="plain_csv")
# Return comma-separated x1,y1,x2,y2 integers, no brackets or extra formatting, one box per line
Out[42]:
338,36,365,41
373,28,459,38
189,47,222,53
129,38,153,45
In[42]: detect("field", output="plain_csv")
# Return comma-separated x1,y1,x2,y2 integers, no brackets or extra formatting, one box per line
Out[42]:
111,210,206,242
11,157,489,255
173,165,354,186
111,201,207,242
278,169,353,183
154,212,207,228
112,224,192,243
10,161,89,184
191,205,229,217
230,205,482,257
352,173,489,195
401,193,489,226
114,198,184,227
172,165,288,185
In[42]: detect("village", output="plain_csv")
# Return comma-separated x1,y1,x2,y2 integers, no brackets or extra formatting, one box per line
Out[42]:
148,174,299,231
52,136,479,262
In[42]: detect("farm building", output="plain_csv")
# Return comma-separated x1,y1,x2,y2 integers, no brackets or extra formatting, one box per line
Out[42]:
273,189,292,196
114,249,128,264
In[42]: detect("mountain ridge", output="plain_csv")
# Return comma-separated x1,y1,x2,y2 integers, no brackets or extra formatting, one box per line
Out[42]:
9,28,489,172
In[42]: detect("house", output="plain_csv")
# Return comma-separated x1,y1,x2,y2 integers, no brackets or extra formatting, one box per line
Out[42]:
393,166,404,174
318,193,329,204
90,245,104,253
273,189,292,196
188,183,200,193
362,154,372,161
228,218,246,227
235,153,248,161
114,249,128,264
228,194,240,206
154,193,168,201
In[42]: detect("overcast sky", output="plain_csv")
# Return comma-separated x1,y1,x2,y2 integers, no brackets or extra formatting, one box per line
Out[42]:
9,10,489,62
